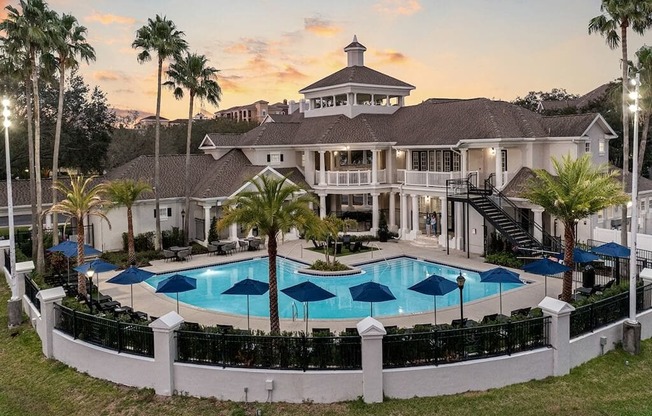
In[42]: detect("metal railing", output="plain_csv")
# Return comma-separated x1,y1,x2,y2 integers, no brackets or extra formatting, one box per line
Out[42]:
382,317,550,368
176,330,362,371
324,169,387,186
570,283,652,338
24,275,41,312
54,304,154,357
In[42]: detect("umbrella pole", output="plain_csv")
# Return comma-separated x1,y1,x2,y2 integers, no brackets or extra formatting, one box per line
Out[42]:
305,302,309,334
544,275,548,298
499,283,503,315
176,292,179,313
130,284,134,309
370,302,373,317
97,273,100,303
246,295,250,332
433,296,437,325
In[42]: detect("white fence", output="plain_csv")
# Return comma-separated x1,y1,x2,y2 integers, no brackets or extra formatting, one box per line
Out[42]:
593,227,652,252
325,169,386,186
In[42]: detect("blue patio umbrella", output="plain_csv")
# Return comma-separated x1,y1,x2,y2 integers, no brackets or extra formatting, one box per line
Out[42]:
156,274,197,313
106,266,155,309
73,259,118,302
47,240,102,283
592,242,631,258
479,267,522,315
223,278,270,331
523,258,571,297
349,281,396,317
282,281,335,333
408,274,458,325
555,248,599,264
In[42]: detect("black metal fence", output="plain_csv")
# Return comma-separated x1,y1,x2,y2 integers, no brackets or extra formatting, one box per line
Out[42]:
176,330,362,371
54,304,154,357
382,317,551,368
24,275,40,312
570,284,652,338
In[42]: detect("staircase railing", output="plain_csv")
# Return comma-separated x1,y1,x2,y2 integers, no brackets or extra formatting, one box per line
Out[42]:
482,175,560,253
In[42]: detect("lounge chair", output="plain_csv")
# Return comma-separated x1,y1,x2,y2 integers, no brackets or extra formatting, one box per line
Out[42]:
595,279,615,294
481,313,499,324
510,307,531,318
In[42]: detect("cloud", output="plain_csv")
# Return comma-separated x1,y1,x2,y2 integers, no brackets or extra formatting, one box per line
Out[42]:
86,12,136,25
304,17,341,37
223,38,269,55
218,74,247,94
374,50,408,64
114,88,134,94
374,0,422,16
93,70,130,82
276,66,308,82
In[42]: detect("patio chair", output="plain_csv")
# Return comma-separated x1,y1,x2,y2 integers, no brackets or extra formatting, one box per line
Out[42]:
223,242,237,255
594,279,615,294
162,249,176,262
238,240,249,252
177,249,191,261
350,240,362,253
510,307,532,318
451,318,468,328
481,313,499,324
206,244,218,256
248,239,261,251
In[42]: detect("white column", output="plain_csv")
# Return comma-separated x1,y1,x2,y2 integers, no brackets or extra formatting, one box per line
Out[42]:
203,205,211,244
356,317,386,404
150,312,184,396
538,297,575,376
330,193,338,213
460,149,468,177
371,150,378,185
371,193,379,233
454,202,464,250
406,150,412,170
495,146,503,188
319,193,326,218
400,193,408,238
229,223,238,240
318,150,326,186
36,286,65,358
388,192,396,231
440,196,448,245
533,208,544,243
386,148,395,183
304,150,315,185
411,194,419,237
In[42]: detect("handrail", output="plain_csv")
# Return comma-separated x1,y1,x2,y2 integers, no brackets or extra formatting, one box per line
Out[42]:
291,302,299,321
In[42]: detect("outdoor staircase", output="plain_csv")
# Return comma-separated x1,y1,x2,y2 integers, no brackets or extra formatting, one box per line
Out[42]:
411,235,440,249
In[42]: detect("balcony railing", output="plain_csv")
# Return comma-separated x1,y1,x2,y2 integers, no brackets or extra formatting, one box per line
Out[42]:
397,170,470,187
323,169,386,186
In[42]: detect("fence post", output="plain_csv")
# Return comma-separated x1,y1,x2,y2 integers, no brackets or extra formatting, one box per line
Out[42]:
538,296,575,376
36,286,66,359
149,312,184,396
357,317,386,404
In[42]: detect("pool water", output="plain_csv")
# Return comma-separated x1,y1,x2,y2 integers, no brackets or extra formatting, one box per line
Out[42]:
147,257,523,319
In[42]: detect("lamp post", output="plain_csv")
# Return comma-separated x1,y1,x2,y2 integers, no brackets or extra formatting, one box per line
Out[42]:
456,272,466,324
3,98,20,328
86,269,94,313
181,209,186,245
628,73,641,324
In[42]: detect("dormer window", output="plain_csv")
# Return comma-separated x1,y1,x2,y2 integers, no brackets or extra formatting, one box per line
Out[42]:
267,152,284,165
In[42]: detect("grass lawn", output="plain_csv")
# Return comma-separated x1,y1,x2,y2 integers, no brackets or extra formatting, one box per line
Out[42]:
1,282,652,416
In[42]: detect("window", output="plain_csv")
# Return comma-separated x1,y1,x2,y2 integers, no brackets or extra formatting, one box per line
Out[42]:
452,153,461,172
412,151,420,170
443,151,451,172
341,194,349,205
599,139,605,155
267,152,284,165
428,151,435,171
585,142,591,153
642,199,646,212
501,149,508,172
351,150,364,165
154,207,172,220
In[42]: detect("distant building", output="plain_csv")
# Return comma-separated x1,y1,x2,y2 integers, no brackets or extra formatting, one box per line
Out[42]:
214,100,288,123
136,115,169,129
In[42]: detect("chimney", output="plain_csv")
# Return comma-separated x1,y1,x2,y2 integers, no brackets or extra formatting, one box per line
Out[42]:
299,99,308,113
288,100,297,114
344,35,366,67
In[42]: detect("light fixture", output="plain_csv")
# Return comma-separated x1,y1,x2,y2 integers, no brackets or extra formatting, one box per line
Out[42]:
456,272,466,324
334,151,338,155
490,147,496,156
629,104,638,113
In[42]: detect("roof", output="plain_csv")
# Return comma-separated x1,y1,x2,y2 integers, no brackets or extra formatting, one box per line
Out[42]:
299,65,414,92
208,98,601,148
541,83,613,111
138,115,169,122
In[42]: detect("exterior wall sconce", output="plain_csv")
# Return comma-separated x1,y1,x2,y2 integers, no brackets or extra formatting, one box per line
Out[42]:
490,147,496,156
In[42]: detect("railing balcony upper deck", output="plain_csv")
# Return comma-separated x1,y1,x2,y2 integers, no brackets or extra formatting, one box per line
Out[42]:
397,170,476,188
323,169,387,186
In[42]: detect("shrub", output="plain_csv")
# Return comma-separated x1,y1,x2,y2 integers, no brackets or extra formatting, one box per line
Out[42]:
309,260,351,271
485,251,523,268
162,227,184,248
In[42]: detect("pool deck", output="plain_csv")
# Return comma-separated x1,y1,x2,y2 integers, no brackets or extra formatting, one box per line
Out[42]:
95,239,563,333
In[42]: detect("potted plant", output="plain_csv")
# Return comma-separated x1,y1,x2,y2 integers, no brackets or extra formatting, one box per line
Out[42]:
378,212,389,242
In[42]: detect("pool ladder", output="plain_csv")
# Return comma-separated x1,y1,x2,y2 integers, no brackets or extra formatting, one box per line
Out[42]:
291,302,299,321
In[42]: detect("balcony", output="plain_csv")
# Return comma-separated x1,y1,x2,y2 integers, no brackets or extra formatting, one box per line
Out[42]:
397,170,464,187
321,169,387,186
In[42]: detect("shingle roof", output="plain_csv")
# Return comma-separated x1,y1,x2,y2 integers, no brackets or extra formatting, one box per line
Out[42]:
540,113,599,137
299,65,414,92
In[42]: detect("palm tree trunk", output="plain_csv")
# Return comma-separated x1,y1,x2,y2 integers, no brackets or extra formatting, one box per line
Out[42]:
621,23,630,246
25,79,37,259
561,221,575,302
127,206,135,265
184,93,194,245
639,112,650,177
268,232,280,334
52,64,66,246
32,51,45,274
77,217,86,296
154,57,163,251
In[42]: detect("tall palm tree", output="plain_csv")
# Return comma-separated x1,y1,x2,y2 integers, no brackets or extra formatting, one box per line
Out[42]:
105,179,152,265
132,15,188,251
0,0,55,272
522,154,629,302
165,52,221,244
589,0,652,245
50,13,95,245
47,176,110,296
217,175,319,333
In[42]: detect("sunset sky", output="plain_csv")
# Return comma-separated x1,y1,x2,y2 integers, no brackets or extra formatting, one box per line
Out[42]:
2,0,651,119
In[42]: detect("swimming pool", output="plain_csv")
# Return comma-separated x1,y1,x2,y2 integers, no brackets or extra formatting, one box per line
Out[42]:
147,257,523,319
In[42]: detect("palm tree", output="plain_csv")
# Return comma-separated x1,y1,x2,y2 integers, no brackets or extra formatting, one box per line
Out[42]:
164,52,221,245
47,176,111,296
105,179,152,265
0,0,55,273
217,175,319,333
522,154,629,302
132,15,188,251
589,0,652,245
50,13,95,245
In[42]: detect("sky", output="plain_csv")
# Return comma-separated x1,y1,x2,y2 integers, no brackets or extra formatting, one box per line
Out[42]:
2,0,651,119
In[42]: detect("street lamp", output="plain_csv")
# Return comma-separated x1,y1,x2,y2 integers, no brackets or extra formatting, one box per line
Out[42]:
181,209,186,245
3,98,20,328
86,269,94,313
456,272,466,324
628,73,641,325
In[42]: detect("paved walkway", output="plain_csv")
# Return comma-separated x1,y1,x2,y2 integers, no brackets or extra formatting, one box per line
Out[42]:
95,239,562,333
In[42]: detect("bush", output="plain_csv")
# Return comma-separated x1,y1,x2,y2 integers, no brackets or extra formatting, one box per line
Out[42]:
485,251,523,268
162,227,184,248
208,217,219,243
100,250,162,268
309,260,351,271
